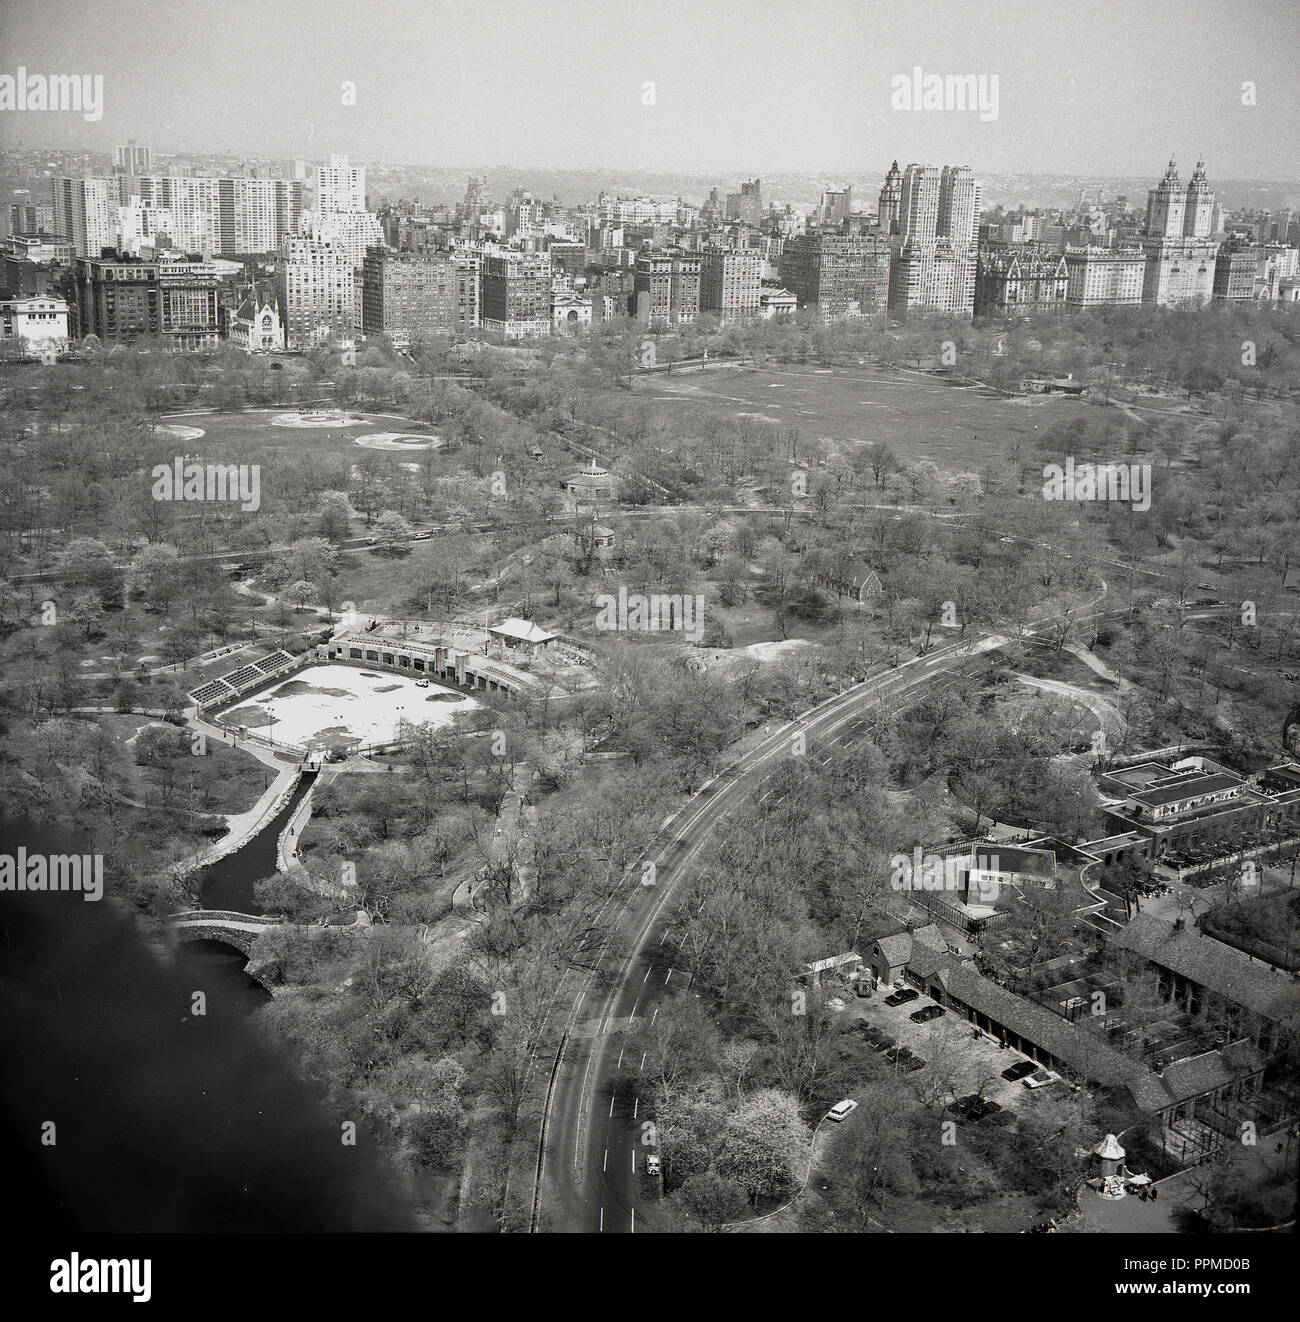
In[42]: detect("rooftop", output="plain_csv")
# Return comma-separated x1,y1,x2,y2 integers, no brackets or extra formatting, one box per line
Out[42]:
1107,913,1299,1023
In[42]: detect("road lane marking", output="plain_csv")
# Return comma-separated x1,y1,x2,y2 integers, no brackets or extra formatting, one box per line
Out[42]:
609,1096,615,1117
640,1051,647,1070
600,1207,604,1232
642,967,652,983
603,1149,608,1171
633,1097,639,1119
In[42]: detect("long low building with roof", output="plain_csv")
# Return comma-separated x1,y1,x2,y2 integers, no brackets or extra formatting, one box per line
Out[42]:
1105,911,1300,1053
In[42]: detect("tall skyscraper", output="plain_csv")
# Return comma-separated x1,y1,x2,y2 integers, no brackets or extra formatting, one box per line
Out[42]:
888,163,980,317
877,161,902,234
1141,159,1219,306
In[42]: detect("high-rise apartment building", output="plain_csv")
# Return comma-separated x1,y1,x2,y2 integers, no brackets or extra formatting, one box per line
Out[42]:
316,154,366,214
112,142,151,175
52,178,117,258
699,246,763,322
780,231,891,318
156,255,221,350
362,247,480,343
277,235,356,349
1141,159,1219,306
481,251,552,337
9,201,54,237
817,186,853,229
888,164,980,316
1211,237,1258,303
633,251,702,326
75,256,161,342
725,179,763,225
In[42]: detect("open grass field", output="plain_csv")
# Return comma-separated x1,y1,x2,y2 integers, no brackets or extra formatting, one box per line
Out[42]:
632,362,1089,471
157,407,441,468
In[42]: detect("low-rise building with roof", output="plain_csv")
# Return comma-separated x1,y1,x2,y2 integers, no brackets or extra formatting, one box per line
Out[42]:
1106,912,1300,1053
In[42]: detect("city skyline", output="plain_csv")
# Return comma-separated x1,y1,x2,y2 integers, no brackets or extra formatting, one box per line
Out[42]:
1,0,1298,181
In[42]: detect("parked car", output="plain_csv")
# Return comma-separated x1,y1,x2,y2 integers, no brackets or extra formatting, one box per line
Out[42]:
884,988,920,1007
826,1099,859,1123
415,678,430,688
644,1153,661,1177
1023,1068,1061,1090
952,1094,1002,1122
871,1034,896,1053
911,1004,945,1024
1001,1059,1038,1082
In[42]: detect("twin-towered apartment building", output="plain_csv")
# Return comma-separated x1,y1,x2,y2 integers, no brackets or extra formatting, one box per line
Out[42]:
11,148,1296,358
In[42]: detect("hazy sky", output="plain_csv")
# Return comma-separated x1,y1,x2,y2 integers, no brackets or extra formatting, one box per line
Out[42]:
2,0,1297,179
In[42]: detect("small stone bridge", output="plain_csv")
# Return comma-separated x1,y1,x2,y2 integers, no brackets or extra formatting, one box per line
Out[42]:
168,909,285,957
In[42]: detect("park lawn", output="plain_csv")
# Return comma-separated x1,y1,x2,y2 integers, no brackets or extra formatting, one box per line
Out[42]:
632,362,1087,472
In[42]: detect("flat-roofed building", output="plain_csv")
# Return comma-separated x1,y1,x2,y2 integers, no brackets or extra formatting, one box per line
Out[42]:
633,250,701,325
1063,246,1146,306
698,246,762,322
780,230,891,318
76,256,160,343
481,250,552,337
277,235,355,350
362,247,479,343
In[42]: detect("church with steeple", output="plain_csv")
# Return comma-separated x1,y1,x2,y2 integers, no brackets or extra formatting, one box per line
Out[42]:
1141,158,1220,306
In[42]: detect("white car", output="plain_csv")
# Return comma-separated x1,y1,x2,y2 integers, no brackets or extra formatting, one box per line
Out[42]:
415,678,430,688
645,1154,661,1177
826,1099,858,1123
1023,1068,1061,1090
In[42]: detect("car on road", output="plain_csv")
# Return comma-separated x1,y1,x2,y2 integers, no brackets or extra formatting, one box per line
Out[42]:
415,678,430,688
910,1004,945,1023
1023,1068,1061,1090
645,1154,662,1177
827,1099,859,1123
1001,1059,1038,1082
884,987,920,1007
